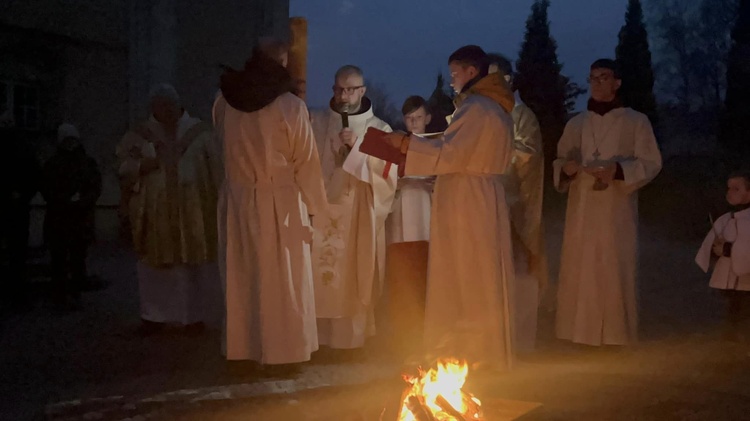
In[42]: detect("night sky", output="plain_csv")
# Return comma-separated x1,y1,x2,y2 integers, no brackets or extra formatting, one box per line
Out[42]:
290,0,629,111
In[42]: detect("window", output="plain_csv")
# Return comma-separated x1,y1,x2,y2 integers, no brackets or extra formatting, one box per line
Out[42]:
0,81,41,130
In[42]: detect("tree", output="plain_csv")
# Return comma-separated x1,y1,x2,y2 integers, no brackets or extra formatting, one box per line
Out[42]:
650,0,737,109
647,0,737,152
616,0,658,124
515,0,568,176
651,0,694,107
366,81,402,130
695,0,738,107
426,72,454,133
562,76,587,114
720,0,750,163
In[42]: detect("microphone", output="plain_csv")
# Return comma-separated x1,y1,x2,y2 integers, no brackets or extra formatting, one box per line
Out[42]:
340,104,350,128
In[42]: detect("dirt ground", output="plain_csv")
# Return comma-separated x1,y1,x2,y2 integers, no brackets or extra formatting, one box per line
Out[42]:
3,155,749,420
168,338,750,421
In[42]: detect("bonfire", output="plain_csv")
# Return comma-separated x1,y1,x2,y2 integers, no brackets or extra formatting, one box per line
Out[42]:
396,358,483,421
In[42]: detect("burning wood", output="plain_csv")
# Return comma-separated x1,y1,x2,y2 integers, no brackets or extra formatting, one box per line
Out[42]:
435,395,466,421
396,359,484,421
406,395,436,421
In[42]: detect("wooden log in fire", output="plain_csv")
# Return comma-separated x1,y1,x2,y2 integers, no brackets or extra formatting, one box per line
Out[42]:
406,395,436,421
461,389,482,419
434,395,467,421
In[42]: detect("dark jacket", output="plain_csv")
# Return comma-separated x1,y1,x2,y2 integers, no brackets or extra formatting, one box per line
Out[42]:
41,145,101,243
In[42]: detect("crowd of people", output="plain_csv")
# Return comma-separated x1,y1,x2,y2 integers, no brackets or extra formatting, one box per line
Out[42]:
209,40,661,373
20,38,750,376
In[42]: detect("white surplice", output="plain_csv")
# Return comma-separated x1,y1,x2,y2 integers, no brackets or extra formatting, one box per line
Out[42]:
386,175,434,244
404,93,516,369
553,107,662,346
310,101,397,349
214,92,328,364
696,208,750,291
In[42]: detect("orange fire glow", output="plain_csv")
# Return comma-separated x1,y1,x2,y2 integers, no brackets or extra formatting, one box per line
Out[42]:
398,358,483,421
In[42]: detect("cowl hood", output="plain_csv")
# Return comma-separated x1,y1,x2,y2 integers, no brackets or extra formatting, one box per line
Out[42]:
455,72,515,113
219,50,295,112
587,97,624,116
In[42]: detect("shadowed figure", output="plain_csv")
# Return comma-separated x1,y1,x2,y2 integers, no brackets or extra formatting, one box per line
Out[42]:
41,123,101,310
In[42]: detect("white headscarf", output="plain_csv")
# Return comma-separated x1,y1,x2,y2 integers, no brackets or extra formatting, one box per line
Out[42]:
57,123,80,141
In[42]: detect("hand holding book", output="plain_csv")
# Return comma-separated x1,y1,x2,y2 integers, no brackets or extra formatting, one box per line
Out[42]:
359,127,406,164
359,127,410,177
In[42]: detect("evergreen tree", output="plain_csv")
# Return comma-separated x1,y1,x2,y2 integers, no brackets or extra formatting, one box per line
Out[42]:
367,81,402,130
515,0,567,174
615,0,658,124
720,0,750,164
426,72,454,132
562,76,587,113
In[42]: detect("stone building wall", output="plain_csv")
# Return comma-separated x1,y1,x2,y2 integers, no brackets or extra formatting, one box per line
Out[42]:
0,0,290,245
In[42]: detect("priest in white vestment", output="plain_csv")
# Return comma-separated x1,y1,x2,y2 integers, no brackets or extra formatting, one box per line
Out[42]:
117,84,222,335
376,46,516,370
553,59,662,346
214,44,328,365
489,54,549,353
385,96,435,358
311,65,398,350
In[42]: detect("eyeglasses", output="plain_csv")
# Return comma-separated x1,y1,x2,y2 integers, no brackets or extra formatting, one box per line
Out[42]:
332,85,364,95
587,74,613,84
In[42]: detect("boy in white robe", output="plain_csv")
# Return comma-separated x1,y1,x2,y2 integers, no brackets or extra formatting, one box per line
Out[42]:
696,171,750,340
385,96,435,359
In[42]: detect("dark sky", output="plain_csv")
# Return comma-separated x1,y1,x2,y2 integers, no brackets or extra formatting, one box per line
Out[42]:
290,0,628,111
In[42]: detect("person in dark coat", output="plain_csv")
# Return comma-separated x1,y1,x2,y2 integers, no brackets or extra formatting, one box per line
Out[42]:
41,123,101,309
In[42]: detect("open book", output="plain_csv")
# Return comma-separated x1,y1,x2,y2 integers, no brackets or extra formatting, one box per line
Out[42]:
358,128,444,161
357,127,403,164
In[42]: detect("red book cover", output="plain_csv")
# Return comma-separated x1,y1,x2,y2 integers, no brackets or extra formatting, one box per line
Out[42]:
358,127,403,165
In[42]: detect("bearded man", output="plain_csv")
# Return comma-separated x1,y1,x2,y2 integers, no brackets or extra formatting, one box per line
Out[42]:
310,65,397,350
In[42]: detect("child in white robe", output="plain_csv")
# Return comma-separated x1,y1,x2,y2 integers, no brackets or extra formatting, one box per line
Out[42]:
696,171,750,339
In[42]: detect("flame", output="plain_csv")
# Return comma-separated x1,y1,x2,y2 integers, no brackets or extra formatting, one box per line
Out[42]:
398,358,482,420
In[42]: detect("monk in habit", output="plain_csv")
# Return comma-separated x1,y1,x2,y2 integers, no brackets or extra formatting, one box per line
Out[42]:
311,65,398,350
214,41,328,367
374,45,516,370
554,59,662,346
488,53,548,353
117,84,221,335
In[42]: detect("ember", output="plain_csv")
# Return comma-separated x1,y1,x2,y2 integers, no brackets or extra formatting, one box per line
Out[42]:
396,359,483,421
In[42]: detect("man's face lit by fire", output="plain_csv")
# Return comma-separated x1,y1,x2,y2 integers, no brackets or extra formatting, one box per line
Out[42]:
449,61,479,94
333,73,366,112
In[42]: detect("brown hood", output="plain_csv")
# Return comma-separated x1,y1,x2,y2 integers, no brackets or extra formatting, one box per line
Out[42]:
219,49,295,113
455,72,514,113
